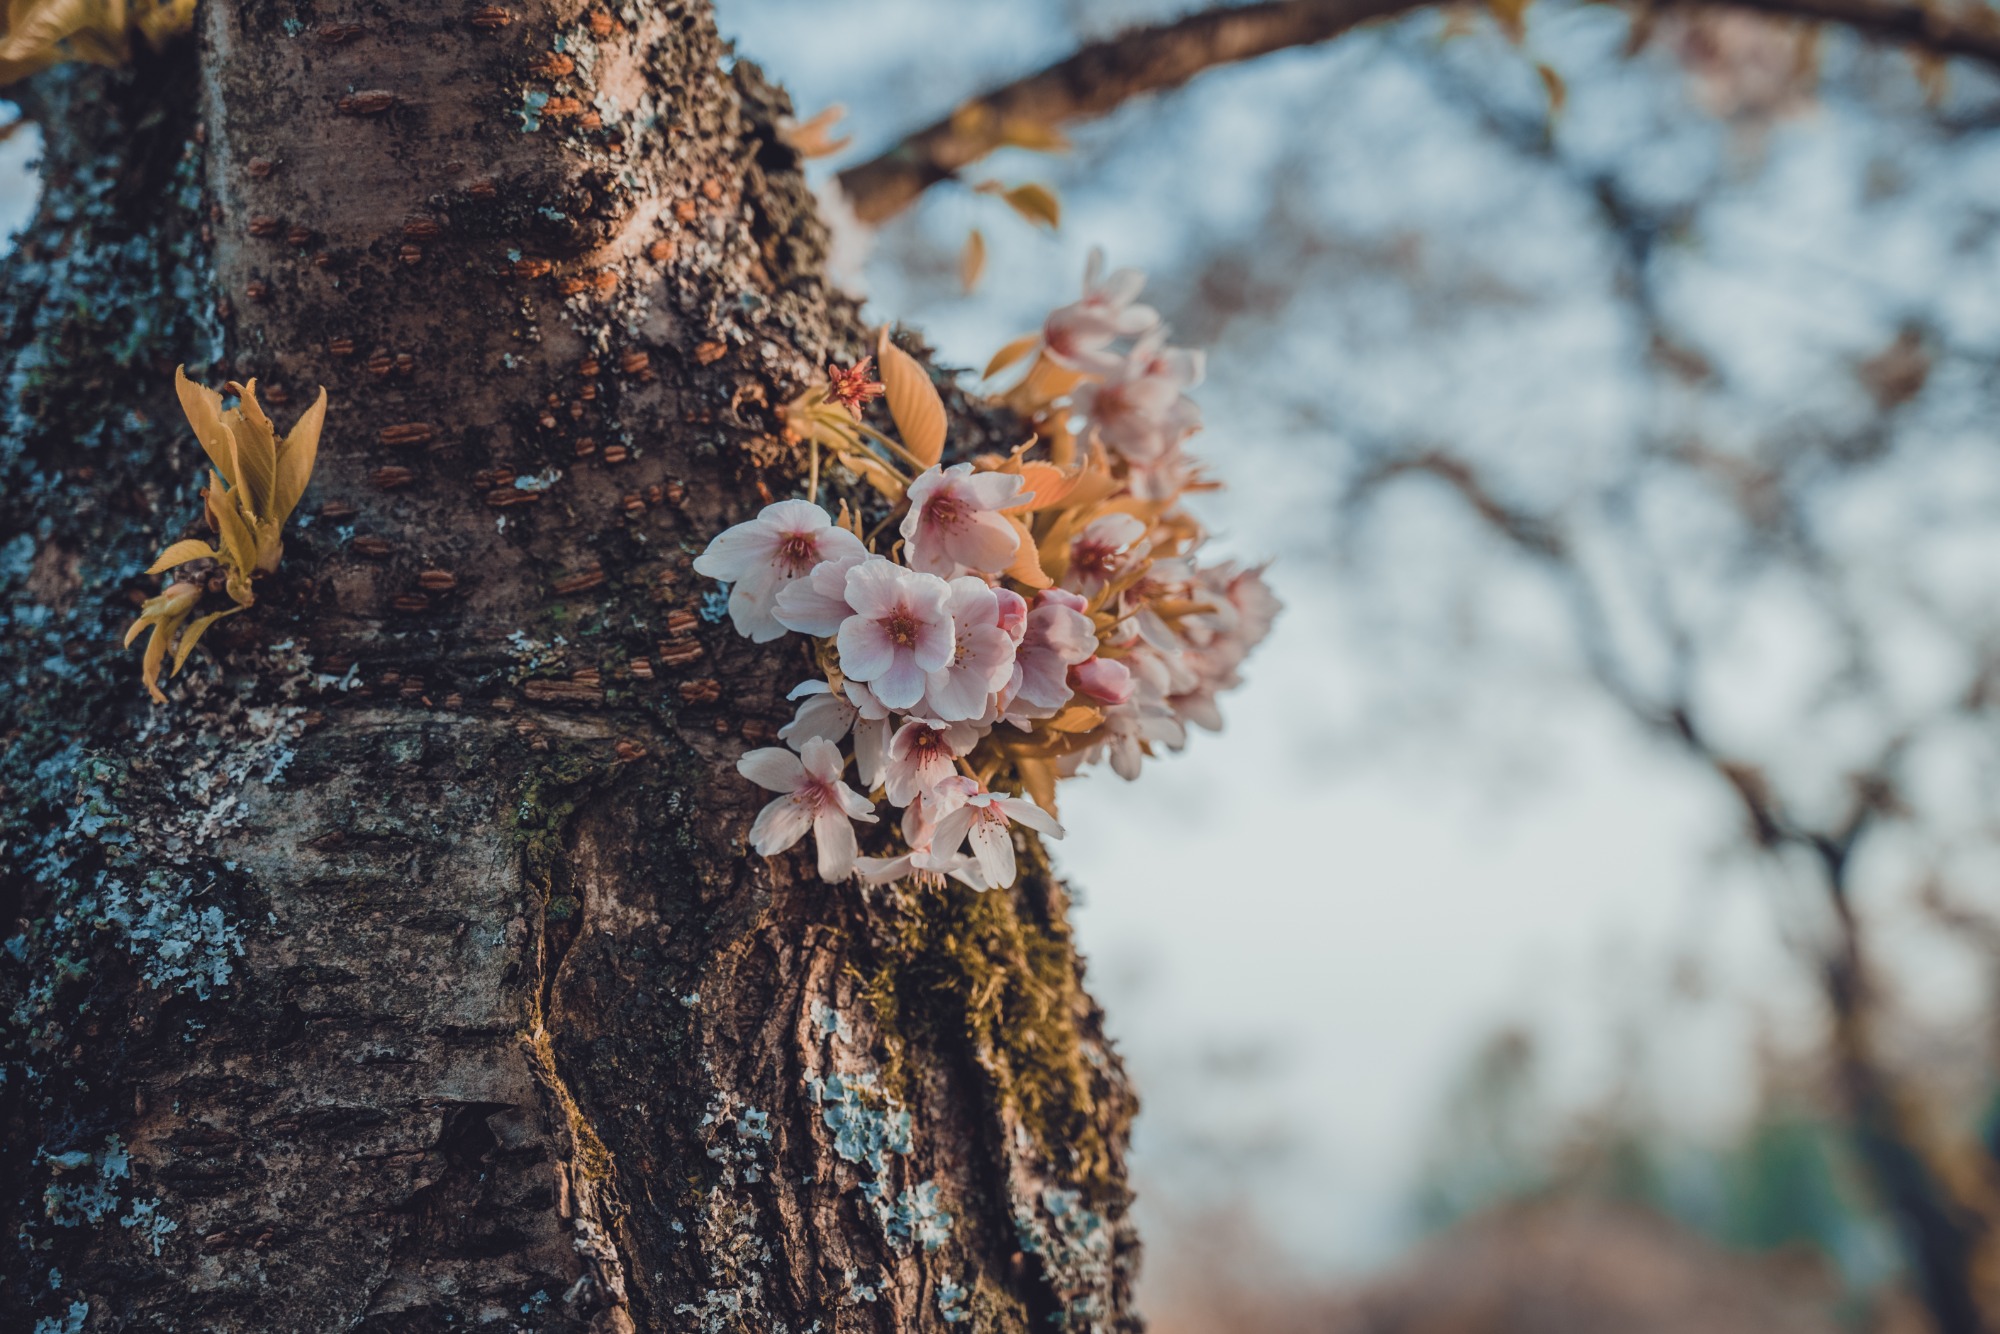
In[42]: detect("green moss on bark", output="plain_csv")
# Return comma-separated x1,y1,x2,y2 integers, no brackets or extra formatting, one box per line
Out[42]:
860,842,1130,1204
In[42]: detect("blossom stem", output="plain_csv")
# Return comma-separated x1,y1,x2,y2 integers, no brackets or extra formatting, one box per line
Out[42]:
852,420,930,474
807,436,821,504
865,509,902,548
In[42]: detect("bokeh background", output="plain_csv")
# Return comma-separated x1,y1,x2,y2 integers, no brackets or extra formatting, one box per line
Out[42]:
709,2,2000,1329
21,3,2000,1325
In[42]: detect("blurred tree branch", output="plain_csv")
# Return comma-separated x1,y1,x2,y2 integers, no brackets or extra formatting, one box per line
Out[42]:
837,0,2000,223
1319,39,2000,1320
1354,444,2000,1334
838,0,1415,222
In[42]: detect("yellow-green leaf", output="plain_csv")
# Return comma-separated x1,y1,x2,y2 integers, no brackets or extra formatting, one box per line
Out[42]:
1010,459,1081,512
208,473,259,583
1002,514,1051,589
171,607,238,676
779,104,851,159
146,538,218,574
272,385,327,524
140,621,170,703
224,382,279,522
0,0,106,82
1015,755,1058,819
949,101,999,150
1536,62,1566,116
176,365,238,487
1048,705,1104,734
875,330,947,469
982,333,1040,381
1000,182,1060,230
133,0,197,49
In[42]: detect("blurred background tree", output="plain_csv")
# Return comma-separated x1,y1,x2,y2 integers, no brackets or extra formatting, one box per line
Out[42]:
709,0,2000,1328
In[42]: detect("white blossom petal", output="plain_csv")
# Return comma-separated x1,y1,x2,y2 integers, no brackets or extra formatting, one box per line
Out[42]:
853,715,889,788
737,747,804,792
994,796,1063,839
812,808,859,881
750,793,812,854
966,819,1016,888
836,616,897,682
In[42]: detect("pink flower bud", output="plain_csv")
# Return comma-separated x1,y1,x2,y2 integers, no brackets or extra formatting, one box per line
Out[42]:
994,587,1029,642
1070,656,1134,706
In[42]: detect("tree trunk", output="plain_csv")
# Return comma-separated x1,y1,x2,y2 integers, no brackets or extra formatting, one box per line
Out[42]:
0,5,1138,1331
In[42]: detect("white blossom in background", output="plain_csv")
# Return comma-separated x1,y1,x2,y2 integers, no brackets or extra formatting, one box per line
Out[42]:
1042,249,1161,374
1071,328,1205,464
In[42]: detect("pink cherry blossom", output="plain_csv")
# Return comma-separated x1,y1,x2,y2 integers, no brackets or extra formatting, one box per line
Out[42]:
1070,656,1134,706
773,550,871,637
994,586,1028,641
900,464,1030,577
1064,513,1148,595
1048,628,1193,779
923,577,1018,722
1042,249,1160,375
1124,447,1200,504
1081,700,1183,780
1038,587,1091,614
1223,563,1282,646
1071,328,1204,463
1005,588,1096,721
779,679,854,748
884,719,972,805
1127,556,1194,653
692,252,1272,867
693,500,867,642
859,776,982,887
900,774,974,853
854,849,988,891
1170,563,1280,733
738,737,877,881
1127,632,1200,709
835,559,954,709
899,705,988,751
777,678,891,787
843,680,893,789
928,788,1065,890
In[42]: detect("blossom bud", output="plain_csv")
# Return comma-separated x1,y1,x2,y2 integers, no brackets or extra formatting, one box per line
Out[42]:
1070,656,1134,706
994,587,1029,642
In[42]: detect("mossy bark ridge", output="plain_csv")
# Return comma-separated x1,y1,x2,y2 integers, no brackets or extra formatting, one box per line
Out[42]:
0,4,1137,1330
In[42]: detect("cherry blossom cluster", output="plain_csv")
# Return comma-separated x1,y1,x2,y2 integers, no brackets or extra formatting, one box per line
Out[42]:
697,251,1277,889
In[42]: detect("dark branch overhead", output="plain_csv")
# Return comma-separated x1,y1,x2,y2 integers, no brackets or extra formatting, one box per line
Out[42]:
837,0,2000,223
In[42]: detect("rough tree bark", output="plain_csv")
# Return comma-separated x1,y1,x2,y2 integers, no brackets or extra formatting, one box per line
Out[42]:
0,4,1136,1331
